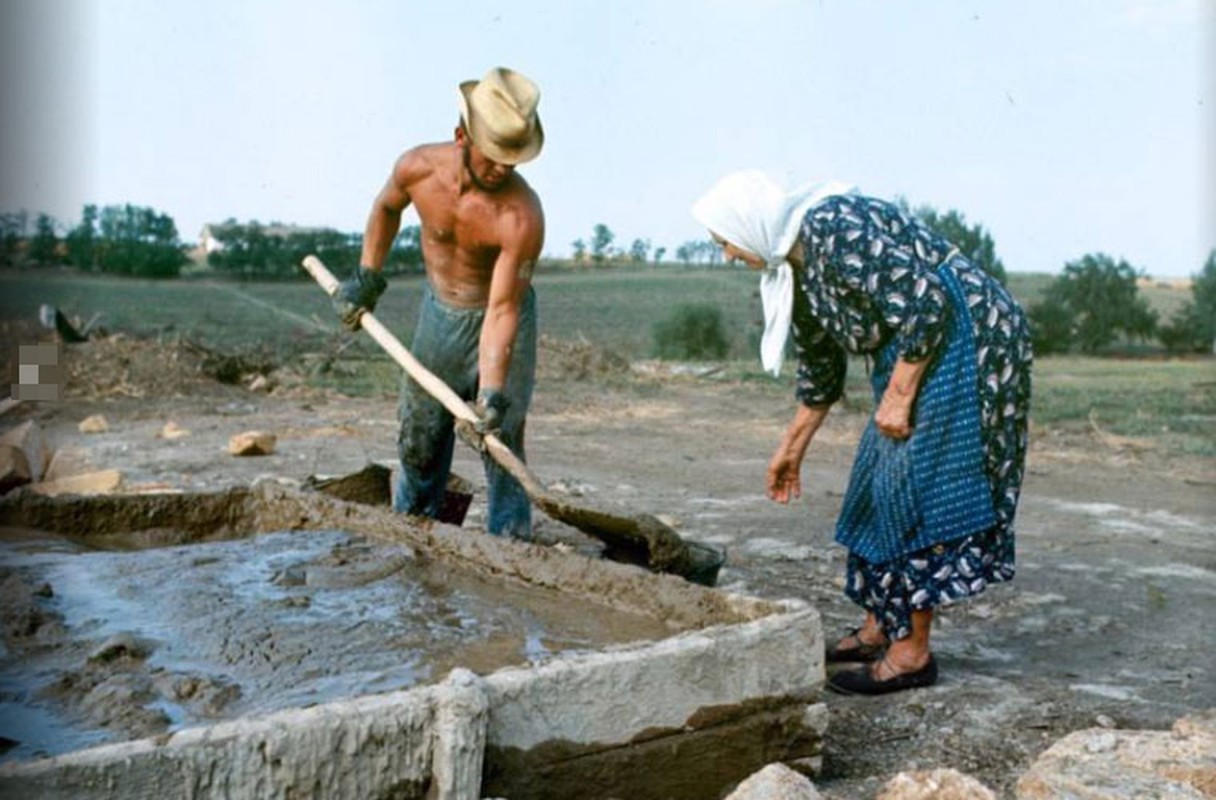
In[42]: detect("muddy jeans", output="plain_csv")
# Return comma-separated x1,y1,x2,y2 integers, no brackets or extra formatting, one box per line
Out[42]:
394,285,536,539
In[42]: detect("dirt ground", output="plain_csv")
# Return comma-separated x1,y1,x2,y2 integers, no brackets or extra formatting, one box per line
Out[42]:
3,333,1215,798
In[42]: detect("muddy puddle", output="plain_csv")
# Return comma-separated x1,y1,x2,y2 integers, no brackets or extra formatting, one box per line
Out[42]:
0,527,672,763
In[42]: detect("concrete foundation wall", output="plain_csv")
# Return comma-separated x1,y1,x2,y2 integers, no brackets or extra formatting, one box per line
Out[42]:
0,684,440,799
482,604,827,800
485,603,822,750
0,486,828,799
0,609,826,799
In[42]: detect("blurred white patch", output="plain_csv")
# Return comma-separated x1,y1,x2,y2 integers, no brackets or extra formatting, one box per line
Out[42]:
1069,683,1143,702
740,537,813,561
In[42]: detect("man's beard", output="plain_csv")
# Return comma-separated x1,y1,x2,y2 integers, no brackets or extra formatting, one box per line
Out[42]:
463,146,505,193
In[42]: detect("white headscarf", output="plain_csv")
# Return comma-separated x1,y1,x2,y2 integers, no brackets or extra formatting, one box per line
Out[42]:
691,170,855,376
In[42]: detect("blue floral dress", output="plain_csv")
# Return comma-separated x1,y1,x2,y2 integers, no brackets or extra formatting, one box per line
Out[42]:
789,195,1033,640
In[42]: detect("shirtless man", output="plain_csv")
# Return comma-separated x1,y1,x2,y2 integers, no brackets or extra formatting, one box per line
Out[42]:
333,67,545,539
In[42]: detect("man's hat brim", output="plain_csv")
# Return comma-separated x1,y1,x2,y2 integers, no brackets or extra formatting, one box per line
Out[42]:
458,79,544,166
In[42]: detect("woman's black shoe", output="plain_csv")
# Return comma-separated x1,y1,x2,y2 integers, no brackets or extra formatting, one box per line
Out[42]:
825,627,887,664
827,655,938,695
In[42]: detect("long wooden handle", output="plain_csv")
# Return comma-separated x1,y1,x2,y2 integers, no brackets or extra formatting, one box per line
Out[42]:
302,255,477,424
301,256,716,581
301,255,549,499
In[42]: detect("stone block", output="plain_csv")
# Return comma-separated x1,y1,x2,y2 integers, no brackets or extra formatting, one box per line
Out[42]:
1016,711,1216,799
32,470,123,497
726,763,822,800
0,420,48,482
879,768,996,799
228,431,276,456
0,445,32,494
79,415,109,434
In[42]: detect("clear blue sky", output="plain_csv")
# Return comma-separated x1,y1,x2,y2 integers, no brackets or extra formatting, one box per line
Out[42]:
2,0,1212,276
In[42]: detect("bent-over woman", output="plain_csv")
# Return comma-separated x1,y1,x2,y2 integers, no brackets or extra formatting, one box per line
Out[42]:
692,171,1032,694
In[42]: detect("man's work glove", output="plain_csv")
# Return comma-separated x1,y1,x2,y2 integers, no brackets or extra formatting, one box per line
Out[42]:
473,387,510,436
332,266,388,330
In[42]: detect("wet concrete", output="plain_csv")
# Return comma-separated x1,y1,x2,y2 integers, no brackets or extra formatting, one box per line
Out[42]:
0,522,672,763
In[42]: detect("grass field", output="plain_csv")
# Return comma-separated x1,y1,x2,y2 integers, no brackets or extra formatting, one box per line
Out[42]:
3,267,1213,458
4,266,1197,358
0,266,767,362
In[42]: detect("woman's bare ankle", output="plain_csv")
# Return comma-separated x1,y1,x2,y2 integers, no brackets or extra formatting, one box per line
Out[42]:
840,622,888,648
858,618,888,646
879,640,931,674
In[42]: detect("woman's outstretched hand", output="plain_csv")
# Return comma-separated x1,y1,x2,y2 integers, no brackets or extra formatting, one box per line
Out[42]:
767,402,831,504
767,450,803,504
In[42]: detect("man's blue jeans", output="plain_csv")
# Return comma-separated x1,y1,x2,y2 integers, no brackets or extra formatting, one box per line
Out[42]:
393,285,536,539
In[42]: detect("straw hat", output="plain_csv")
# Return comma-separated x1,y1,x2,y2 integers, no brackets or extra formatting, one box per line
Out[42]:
458,67,544,165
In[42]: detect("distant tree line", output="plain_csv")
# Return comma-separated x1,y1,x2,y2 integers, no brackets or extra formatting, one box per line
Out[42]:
0,205,423,281
675,240,723,265
569,223,666,267
67,204,187,277
2,205,188,277
204,220,422,280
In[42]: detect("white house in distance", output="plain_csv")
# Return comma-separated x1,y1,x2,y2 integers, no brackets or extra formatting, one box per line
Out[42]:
198,224,228,255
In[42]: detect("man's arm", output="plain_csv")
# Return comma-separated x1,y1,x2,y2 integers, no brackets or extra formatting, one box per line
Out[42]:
333,150,423,330
360,149,419,270
477,195,544,392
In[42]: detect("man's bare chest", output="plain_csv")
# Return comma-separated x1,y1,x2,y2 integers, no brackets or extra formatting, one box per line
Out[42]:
413,194,501,261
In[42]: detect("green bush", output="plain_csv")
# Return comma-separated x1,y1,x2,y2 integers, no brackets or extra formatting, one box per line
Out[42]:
1160,249,1216,353
1028,295,1073,355
1028,253,1157,354
652,303,730,360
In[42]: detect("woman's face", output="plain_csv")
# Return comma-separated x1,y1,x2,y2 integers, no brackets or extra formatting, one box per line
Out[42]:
710,233,766,270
